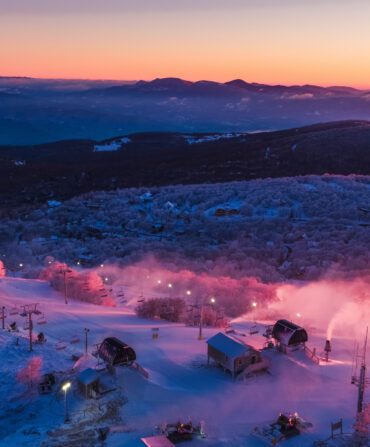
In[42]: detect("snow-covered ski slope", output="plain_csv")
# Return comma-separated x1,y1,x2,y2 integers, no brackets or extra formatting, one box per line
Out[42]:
0,276,367,446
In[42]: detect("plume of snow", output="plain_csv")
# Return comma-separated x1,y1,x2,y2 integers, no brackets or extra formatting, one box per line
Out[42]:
40,261,115,306
90,255,276,317
267,277,370,339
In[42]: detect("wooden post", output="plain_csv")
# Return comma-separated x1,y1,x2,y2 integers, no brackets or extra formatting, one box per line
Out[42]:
331,418,343,438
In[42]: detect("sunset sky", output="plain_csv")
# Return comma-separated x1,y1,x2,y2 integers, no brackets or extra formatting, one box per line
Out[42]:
1,0,370,88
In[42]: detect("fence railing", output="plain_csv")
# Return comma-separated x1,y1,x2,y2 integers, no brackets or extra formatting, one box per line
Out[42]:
304,345,320,364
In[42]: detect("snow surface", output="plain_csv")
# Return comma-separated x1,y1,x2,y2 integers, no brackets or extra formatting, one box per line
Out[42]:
47,200,61,208
0,276,367,446
93,138,131,152
183,133,244,145
94,141,121,152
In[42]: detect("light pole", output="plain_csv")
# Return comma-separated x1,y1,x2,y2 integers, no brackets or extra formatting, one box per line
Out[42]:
84,328,89,354
252,301,257,320
59,269,72,305
197,297,215,341
62,382,71,423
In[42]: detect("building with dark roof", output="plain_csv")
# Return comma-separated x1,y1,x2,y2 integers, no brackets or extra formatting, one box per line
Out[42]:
98,337,136,366
272,319,308,353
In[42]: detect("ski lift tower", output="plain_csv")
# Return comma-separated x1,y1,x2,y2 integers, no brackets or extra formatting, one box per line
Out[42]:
20,303,41,352
188,297,216,340
351,327,370,435
1,306,6,330
263,324,274,348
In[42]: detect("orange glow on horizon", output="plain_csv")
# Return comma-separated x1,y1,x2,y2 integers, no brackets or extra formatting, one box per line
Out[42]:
1,2,370,89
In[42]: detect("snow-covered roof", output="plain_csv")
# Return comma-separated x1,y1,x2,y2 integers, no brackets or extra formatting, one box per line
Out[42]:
73,353,98,372
141,436,175,447
140,192,153,201
165,201,176,209
93,141,121,152
207,332,252,359
47,200,61,208
77,368,99,385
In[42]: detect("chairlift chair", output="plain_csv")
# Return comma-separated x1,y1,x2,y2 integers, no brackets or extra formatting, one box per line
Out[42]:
55,340,67,351
37,313,47,325
9,306,19,316
70,334,80,344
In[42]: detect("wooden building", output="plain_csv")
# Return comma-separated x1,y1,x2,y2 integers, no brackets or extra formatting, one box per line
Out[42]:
207,332,261,377
77,368,100,399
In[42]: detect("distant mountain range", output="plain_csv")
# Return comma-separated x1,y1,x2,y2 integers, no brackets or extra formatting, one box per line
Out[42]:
1,76,366,96
100,77,368,97
0,76,369,145
0,120,369,212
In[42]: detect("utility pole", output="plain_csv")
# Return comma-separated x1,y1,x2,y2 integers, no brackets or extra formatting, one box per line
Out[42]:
356,328,368,414
20,303,41,352
1,306,6,330
351,326,369,435
84,328,90,354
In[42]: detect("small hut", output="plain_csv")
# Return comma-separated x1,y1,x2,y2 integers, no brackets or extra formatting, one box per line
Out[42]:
77,368,100,399
98,337,136,366
272,319,308,353
207,332,261,377
38,373,55,395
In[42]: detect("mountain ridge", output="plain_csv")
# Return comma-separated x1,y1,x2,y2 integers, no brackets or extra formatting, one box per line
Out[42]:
0,120,369,213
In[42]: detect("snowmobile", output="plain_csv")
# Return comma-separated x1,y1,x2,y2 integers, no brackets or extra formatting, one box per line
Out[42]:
156,420,206,443
251,412,313,445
